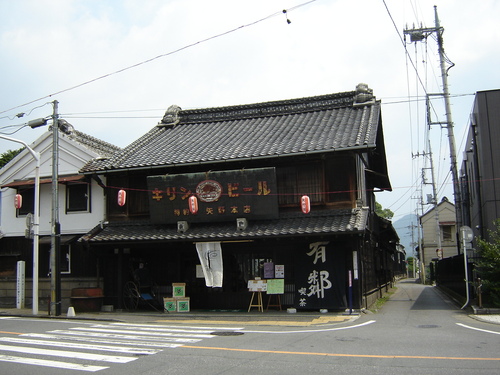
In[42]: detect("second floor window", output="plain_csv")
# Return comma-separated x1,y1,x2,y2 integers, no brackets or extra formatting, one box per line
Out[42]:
66,183,90,212
16,187,34,216
277,163,323,205
441,225,455,242
276,157,355,207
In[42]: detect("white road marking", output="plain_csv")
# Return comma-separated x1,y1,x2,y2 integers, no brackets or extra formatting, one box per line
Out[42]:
110,322,244,330
0,344,136,363
242,319,377,334
0,354,108,372
0,320,238,372
0,337,160,354
67,327,215,338
91,323,216,334
47,329,206,342
22,333,184,347
456,323,500,335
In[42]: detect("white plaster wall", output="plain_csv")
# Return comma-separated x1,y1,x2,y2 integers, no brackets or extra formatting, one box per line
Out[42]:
0,131,110,237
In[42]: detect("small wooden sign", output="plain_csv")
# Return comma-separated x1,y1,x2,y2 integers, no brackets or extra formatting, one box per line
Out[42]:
248,279,267,292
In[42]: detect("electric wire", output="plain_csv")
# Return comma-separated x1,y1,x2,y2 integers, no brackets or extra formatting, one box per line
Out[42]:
0,1,317,116
0,124,30,136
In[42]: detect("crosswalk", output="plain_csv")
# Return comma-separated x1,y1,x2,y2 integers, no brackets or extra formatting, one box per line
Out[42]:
0,319,243,372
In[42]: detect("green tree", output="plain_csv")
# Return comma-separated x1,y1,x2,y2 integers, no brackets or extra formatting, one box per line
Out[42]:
476,219,500,307
406,256,415,273
375,201,394,220
0,148,23,168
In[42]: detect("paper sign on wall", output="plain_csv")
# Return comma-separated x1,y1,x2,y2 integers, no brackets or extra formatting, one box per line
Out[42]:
263,262,274,279
275,265,284,278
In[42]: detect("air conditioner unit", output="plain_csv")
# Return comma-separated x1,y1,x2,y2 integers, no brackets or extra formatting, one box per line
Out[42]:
177,221,189,233
236,218,248,231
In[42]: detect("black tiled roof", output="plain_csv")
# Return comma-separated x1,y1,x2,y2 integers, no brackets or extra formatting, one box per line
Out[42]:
69,129,121,158
81,87,381,173
80,208,368,244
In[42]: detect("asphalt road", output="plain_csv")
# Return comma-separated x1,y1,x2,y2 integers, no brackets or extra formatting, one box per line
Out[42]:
1,279,499,374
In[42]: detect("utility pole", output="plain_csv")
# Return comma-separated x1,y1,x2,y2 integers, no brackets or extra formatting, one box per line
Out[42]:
413,146,440,284
51,100,61,316
427,140,442,258
407,222,419,278
404,6,462,253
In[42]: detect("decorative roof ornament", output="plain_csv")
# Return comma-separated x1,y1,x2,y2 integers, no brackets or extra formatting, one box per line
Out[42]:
160,105,182,127
354,83,375,105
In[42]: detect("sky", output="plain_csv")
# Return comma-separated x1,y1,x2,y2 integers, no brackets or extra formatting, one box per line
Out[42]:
1,0,499,243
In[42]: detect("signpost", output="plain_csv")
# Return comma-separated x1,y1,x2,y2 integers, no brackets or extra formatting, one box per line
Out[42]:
16,261,25,309
460,226,474,309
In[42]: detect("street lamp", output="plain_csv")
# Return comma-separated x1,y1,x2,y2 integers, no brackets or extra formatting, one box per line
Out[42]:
29,100,72,316
0,135,40,316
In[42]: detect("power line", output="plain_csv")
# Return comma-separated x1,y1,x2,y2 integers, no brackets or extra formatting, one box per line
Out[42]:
0,1,317,116
50,92,472,119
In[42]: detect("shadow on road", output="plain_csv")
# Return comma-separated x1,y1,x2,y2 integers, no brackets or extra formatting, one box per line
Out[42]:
410,286,454,310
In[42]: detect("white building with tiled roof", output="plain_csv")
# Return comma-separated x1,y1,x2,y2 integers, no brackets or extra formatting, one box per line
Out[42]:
0,127,120,309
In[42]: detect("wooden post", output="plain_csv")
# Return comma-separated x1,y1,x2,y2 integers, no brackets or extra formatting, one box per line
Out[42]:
266,294,282,311
248,292,264,312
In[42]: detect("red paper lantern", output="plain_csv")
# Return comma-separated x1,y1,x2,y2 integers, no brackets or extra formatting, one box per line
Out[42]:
117,189,126,206
14,194,22,209
189,195,198,214
301,195,311,214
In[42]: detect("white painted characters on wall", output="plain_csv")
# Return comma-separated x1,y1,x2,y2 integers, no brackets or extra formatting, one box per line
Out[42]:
297,241,332,307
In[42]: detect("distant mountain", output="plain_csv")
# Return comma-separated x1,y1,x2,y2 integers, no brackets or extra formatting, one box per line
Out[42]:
392,213,419,258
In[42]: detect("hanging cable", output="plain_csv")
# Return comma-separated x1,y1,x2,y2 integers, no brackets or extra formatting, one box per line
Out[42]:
0,1,317,116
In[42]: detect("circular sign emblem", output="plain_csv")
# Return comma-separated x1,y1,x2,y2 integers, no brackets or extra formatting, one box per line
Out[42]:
196,180,223,203
205,250,219,260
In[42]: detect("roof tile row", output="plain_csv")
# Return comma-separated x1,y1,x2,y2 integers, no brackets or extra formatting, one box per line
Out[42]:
81,208,368,243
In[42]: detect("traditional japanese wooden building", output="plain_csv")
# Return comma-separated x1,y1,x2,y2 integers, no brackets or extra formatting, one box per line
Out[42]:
80,84,398,311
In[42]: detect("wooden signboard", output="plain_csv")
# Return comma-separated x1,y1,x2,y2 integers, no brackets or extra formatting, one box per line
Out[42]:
148,167,279,224
248,279,267,292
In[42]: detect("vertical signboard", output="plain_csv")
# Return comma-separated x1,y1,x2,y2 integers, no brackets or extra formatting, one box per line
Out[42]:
294,241,346,310
16,261,25,309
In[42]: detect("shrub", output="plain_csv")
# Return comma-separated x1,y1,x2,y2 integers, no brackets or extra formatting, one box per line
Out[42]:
476,219,500,307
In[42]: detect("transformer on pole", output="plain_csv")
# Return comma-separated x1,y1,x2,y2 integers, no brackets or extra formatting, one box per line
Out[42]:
404,6,463,254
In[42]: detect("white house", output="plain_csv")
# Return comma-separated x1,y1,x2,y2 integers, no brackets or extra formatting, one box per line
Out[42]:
0,127,120,309
419,197,458,283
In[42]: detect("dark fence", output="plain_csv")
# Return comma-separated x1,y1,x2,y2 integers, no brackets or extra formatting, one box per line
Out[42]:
435,254,473,299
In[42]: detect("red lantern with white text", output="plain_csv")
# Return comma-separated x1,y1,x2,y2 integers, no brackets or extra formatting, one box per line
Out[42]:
301,195,310,214
189,195,198,214
117,189,126,207
14,194,22,209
